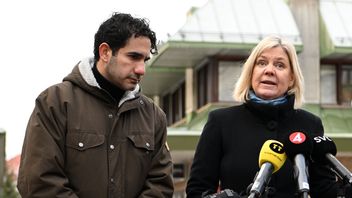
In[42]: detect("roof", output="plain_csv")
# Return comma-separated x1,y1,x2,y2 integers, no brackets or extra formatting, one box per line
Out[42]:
150,0,302,69
320,0,352,62
142,0,302,96
169,0,301,44
6,154,20,181
166,103,352,152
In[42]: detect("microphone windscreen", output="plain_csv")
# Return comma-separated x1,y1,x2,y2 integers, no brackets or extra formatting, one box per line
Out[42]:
259,140,287,173
283,131,313,159
311,136,337,164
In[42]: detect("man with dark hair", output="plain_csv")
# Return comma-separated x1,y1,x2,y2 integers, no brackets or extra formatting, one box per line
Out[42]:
17,12,174,198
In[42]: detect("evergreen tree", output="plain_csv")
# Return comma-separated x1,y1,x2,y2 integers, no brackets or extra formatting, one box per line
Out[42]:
2,167,20,198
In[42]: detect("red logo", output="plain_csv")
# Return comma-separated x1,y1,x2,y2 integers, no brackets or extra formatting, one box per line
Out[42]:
289,132,306,144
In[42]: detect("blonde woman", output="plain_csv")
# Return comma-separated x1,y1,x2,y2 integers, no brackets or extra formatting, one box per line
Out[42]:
186,35,345,198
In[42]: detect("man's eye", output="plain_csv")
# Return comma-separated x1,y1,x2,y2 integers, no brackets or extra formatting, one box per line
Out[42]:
130,54,140,59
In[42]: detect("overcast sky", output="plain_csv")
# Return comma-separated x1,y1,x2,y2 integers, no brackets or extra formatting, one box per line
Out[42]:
0,0,207,159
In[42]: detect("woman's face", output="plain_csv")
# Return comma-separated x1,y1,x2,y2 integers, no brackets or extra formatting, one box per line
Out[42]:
251,46,294,100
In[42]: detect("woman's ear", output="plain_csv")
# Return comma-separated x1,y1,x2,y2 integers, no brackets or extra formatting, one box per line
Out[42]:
289,74,295,88
98,43,112,63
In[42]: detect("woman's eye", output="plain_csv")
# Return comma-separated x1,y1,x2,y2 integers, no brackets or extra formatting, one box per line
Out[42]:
275,62,285,69
257,60,266,66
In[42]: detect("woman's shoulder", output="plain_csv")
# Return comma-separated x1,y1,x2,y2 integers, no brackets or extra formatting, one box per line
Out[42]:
295,108,319,117
294,108,322,122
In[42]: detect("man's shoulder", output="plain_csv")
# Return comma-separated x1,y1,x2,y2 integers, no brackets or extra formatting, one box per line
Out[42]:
36,81,78,100
138,94,164,112
139,94,154,104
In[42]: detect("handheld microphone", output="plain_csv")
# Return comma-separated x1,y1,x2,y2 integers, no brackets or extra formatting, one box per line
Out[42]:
248,140,287,198
312,135,352,184
284,131,313,198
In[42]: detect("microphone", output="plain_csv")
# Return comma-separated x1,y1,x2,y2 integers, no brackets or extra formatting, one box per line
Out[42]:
202,189,240,198
248,140,287,198
284,131,313,198
312,135,352,184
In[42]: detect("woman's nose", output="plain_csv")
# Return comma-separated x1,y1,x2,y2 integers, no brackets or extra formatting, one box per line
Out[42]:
264,64,275,75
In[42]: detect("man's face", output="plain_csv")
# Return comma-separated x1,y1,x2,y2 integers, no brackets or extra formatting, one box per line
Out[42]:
103,36,151,91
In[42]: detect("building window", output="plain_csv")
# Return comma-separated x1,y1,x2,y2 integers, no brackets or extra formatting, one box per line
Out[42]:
196,59,218,108
321,65,337,104
197,64,208,108
163,94,172,125
340,65,352,106
162,81,185,126
320,64,352,106
218,61,243,102
172,83,185,123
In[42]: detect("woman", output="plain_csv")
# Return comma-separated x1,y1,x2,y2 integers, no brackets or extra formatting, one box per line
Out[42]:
186,35,343,198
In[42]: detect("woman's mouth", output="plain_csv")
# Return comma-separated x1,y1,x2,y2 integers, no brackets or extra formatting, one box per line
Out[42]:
261,80,276,85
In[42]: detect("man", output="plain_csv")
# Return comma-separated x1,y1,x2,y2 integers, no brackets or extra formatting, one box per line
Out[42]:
17,12,174,198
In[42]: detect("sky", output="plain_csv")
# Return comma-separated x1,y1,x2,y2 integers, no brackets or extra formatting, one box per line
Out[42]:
0,0,208,159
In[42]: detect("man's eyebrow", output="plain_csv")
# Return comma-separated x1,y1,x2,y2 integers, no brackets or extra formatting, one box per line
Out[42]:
127,51,143,56
128,51,149,57
127,51,150,60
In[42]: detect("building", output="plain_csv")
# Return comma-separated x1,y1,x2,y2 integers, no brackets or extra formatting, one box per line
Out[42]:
140,0,352,195
6,155,20,183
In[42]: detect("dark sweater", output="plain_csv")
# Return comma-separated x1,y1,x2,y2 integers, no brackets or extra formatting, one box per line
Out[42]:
92,64,125,103
186,95,339,198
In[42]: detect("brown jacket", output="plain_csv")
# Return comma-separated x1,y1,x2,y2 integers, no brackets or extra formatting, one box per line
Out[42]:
17,58,174,198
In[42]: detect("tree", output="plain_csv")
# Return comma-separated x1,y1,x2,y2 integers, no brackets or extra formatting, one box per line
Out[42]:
2,167,20,198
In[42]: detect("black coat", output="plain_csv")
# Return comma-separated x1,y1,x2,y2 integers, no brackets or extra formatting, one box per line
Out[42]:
186,95,339,198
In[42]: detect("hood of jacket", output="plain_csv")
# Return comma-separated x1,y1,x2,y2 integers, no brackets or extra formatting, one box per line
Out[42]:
63,57,140,107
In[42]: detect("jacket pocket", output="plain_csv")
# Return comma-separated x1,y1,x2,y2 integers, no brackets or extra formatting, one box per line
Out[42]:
127,134,154,152
66,132,105,151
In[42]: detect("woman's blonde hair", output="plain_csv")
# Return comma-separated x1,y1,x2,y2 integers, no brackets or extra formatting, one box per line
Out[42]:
233,35,304,109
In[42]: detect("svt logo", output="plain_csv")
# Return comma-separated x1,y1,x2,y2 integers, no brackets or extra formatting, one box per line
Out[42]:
313,136,332,143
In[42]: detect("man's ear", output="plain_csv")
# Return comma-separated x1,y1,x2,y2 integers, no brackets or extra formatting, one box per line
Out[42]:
99,43,112,63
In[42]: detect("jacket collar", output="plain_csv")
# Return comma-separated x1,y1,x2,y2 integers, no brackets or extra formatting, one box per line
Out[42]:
77,57,140,107
245,94,295,121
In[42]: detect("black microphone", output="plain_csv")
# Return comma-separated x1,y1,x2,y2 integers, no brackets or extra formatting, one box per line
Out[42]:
312,135,352,184
284,131,313,198
248,140,287,198
202,189,241,198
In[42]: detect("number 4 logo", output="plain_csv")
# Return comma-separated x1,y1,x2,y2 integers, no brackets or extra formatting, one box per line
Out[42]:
289,132,306,144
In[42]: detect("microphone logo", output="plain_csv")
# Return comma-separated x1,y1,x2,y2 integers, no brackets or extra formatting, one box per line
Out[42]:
259,140,287,173
289,132,306,144
269,142,284,154
313,136,332,143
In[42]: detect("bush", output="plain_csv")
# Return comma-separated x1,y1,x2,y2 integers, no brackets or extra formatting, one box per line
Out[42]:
2,168,20,198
